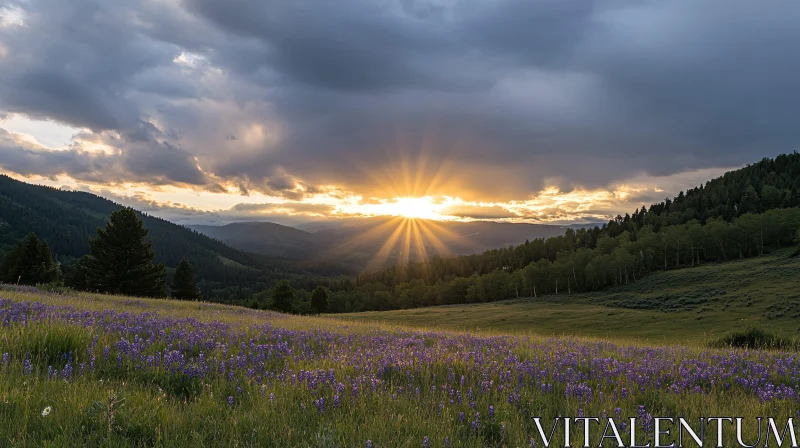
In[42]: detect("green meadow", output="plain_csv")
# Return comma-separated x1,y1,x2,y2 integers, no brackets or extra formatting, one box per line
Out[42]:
336,248,800,344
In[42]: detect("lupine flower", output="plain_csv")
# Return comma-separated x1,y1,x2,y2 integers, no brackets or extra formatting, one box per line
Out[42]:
422,436,429,448
0,295,799,446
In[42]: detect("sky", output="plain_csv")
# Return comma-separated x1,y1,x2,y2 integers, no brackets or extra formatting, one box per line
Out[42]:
1,0,798,226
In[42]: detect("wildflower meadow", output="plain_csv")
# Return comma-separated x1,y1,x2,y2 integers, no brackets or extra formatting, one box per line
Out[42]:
0,289,798,447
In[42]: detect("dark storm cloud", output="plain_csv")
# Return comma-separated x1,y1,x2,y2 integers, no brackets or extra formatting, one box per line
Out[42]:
1,0,799,202
5,70,121,130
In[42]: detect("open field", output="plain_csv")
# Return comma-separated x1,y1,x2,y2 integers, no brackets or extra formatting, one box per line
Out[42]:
1,285,799,446
336,249,800,344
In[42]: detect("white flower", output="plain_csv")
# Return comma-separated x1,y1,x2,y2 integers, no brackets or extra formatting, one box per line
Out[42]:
41,406,52,416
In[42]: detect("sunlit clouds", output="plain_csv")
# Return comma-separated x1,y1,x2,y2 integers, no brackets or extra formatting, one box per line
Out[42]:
0,158,732,229
0,5,26,28
0,0,793,228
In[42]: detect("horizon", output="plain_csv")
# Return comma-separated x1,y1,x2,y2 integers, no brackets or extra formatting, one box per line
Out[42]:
2,1,795,227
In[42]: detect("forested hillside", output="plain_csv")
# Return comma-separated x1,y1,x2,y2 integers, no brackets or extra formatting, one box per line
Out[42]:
357,153,800,288
0,175,293,295
337,153,800,312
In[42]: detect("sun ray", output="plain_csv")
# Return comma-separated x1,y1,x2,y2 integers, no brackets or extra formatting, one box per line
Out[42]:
419,218,466,244
412,151,428,198
410,218,429,264
399,218,413,267
319,216,403,260
415,219,451,256
366,217,409,270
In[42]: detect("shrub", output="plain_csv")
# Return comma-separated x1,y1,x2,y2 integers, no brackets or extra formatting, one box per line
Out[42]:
712,327,797,350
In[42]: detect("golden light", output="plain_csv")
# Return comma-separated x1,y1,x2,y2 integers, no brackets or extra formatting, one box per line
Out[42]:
336,195,463,221
377,197,441,220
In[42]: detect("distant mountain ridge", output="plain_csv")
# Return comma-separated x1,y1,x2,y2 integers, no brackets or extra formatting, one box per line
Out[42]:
190,222,324,259
190,217,579,270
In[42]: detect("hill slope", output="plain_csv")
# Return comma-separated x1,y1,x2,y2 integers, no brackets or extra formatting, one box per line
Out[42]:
190,222,324,259
335,247,800,342
0,175,288,288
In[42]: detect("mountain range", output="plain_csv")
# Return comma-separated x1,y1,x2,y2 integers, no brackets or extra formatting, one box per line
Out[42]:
190,218,588,270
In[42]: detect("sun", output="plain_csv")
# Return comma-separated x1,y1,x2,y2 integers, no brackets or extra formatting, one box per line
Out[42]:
380,197,441,220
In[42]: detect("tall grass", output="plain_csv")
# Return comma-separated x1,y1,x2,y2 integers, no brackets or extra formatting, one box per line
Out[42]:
0,289,798,447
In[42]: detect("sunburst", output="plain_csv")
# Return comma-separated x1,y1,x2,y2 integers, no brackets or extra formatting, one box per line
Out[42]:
316,132,485,270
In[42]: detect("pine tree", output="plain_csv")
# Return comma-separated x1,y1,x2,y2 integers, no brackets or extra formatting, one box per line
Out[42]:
310,285,329,314
0,232,60,285
271,280,295,313
86,207,166,297
171,258,200,300
63,255,90,291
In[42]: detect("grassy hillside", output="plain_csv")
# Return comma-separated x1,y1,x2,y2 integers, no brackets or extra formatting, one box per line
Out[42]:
335,248,800,343
1,287,798,446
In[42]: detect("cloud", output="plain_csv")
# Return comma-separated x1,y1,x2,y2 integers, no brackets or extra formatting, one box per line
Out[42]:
0,128,218,189
440,204,517,220
230,202,334,216
0,0,798,220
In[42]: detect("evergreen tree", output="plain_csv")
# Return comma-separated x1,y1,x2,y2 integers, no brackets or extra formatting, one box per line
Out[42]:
310,285,329,314
86,207,166,297
63,255,90,291
271,280,295,313
0,232,60,285
171,258,200,300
